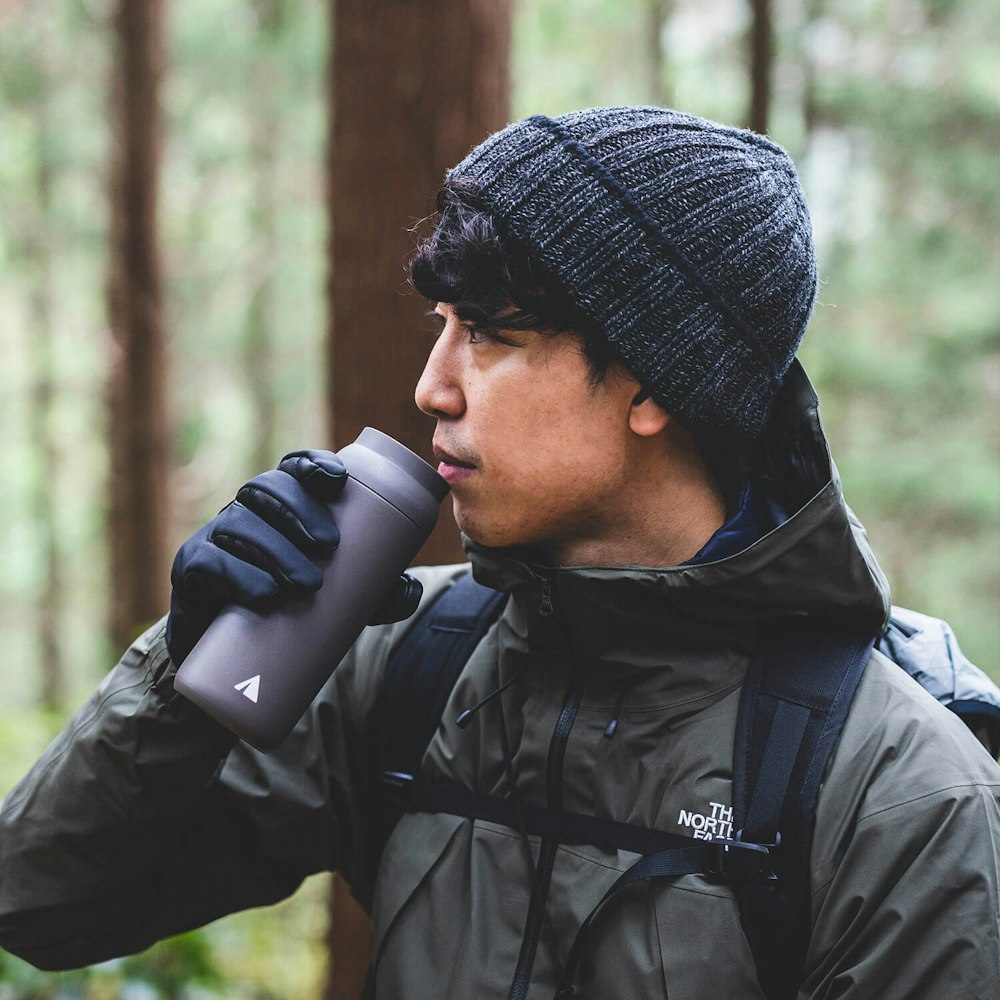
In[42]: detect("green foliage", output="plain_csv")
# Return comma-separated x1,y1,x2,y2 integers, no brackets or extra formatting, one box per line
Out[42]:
0,932,222,1000
788,0,1000,667
515,0,660,114
0,862,329,1000
165,0,327,490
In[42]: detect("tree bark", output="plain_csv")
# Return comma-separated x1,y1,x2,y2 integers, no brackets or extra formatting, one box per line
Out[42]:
244,0,287,473
801,0,823,140
644,0,674,107
106,0,170,653
327,0,512,571
747,0,774,135
28,64,65,712
323,3,512,997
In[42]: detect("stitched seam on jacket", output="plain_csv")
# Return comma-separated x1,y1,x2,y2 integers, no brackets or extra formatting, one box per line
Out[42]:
576,678,743,714
810,782,1000,900
856,780,1000,823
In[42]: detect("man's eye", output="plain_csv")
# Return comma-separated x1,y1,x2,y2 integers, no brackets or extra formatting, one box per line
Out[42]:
465,325,519,347
425,309,518,348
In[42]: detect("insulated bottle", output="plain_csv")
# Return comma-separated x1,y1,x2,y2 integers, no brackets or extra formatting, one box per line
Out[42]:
174,427,449,751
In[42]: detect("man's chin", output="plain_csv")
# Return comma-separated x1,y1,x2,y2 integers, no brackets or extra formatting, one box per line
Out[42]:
452,504,517,551
454,513,549,558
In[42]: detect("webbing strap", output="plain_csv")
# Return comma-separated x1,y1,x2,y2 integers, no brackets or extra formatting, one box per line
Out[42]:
376,572,506,780
384,773,699,856
743,700,812,843
734,621,876,1000
367,572,505,901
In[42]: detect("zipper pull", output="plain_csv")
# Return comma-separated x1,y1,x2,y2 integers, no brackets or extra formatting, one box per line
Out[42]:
539,577,554,618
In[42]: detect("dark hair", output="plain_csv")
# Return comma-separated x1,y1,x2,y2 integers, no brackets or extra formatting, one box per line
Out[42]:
408,177,621,386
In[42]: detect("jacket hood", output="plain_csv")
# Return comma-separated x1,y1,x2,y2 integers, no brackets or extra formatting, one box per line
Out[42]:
465,362,890,649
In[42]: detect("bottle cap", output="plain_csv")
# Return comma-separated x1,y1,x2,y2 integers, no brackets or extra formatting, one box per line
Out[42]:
339,428,449,535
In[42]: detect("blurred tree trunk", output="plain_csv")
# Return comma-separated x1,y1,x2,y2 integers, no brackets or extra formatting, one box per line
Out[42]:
28,47,65,712
644,0,674,107
106,0,170,653
322,2,512,997
327,0,511,568
801,0,823,140
244,0,287,473
747,0,773,135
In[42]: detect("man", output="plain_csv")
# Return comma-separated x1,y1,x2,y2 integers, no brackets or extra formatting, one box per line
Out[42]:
1,107,998,998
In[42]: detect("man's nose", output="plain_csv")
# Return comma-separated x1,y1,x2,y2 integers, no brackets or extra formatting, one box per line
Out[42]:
415,333,465,419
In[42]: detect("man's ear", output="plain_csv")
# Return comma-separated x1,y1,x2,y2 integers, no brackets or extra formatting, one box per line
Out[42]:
629,390,672,437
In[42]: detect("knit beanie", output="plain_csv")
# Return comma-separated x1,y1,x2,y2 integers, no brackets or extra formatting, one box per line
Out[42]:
447,107,817,437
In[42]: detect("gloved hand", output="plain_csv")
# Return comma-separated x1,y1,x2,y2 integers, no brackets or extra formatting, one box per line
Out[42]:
166,448,423,665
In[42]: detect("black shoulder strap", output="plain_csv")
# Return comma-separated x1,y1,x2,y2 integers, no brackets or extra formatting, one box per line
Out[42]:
361,573,504,1000
733,619,876,1000
375,569,506,803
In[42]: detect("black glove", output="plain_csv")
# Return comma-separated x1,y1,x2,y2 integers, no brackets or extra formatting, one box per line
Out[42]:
166,448,423,665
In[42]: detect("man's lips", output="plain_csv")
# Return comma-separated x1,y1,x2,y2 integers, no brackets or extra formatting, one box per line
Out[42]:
433,444,477,485
433,444,476,469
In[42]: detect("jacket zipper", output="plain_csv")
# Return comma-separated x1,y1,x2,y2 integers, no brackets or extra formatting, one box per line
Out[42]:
508,671,583,1000
539,578,554,618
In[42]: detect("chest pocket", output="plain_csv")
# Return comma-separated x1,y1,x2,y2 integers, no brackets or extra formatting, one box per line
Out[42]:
650,879,765,999
544,839,766,1000
372,811,465,956
370,811,467,996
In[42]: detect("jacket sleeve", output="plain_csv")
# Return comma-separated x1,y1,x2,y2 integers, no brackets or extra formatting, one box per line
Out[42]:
0,565,465,972
802,661,1000,1000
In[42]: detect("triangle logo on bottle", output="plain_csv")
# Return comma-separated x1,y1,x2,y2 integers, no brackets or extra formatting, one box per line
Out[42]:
234,675,261,703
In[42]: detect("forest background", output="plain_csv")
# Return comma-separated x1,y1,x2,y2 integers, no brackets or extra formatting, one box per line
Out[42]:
0,0,997,997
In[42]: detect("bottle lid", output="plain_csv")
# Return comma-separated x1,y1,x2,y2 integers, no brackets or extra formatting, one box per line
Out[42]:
339,427,449,534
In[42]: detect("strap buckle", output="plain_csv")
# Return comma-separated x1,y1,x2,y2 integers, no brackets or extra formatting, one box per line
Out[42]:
705,832,780,884
382,770,418,810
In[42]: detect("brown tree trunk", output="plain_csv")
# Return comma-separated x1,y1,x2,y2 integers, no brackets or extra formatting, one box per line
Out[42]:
327,0,512,571
644,0,674,107
747,0,774,135
323,2,512,997
801,0,823,141
106,0,170,653
29,67,65,712
244,0,287,473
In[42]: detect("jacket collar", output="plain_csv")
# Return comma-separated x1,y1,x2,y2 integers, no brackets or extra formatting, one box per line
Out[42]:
463,363,890,707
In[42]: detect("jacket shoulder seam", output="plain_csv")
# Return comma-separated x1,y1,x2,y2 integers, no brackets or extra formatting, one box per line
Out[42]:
857,780,1000,824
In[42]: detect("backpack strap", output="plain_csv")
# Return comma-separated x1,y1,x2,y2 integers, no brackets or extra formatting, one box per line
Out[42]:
373,570,506,844
733,619,876,1000
387,775,758,860
362,577,500,1000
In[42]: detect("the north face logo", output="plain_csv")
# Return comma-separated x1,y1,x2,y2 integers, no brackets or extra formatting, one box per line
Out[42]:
678,801,734,840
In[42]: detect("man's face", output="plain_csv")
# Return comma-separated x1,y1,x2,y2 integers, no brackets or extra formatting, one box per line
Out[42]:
414,303,643,564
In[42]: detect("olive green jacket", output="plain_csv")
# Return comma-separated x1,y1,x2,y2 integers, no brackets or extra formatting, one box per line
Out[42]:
2,371,999,998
